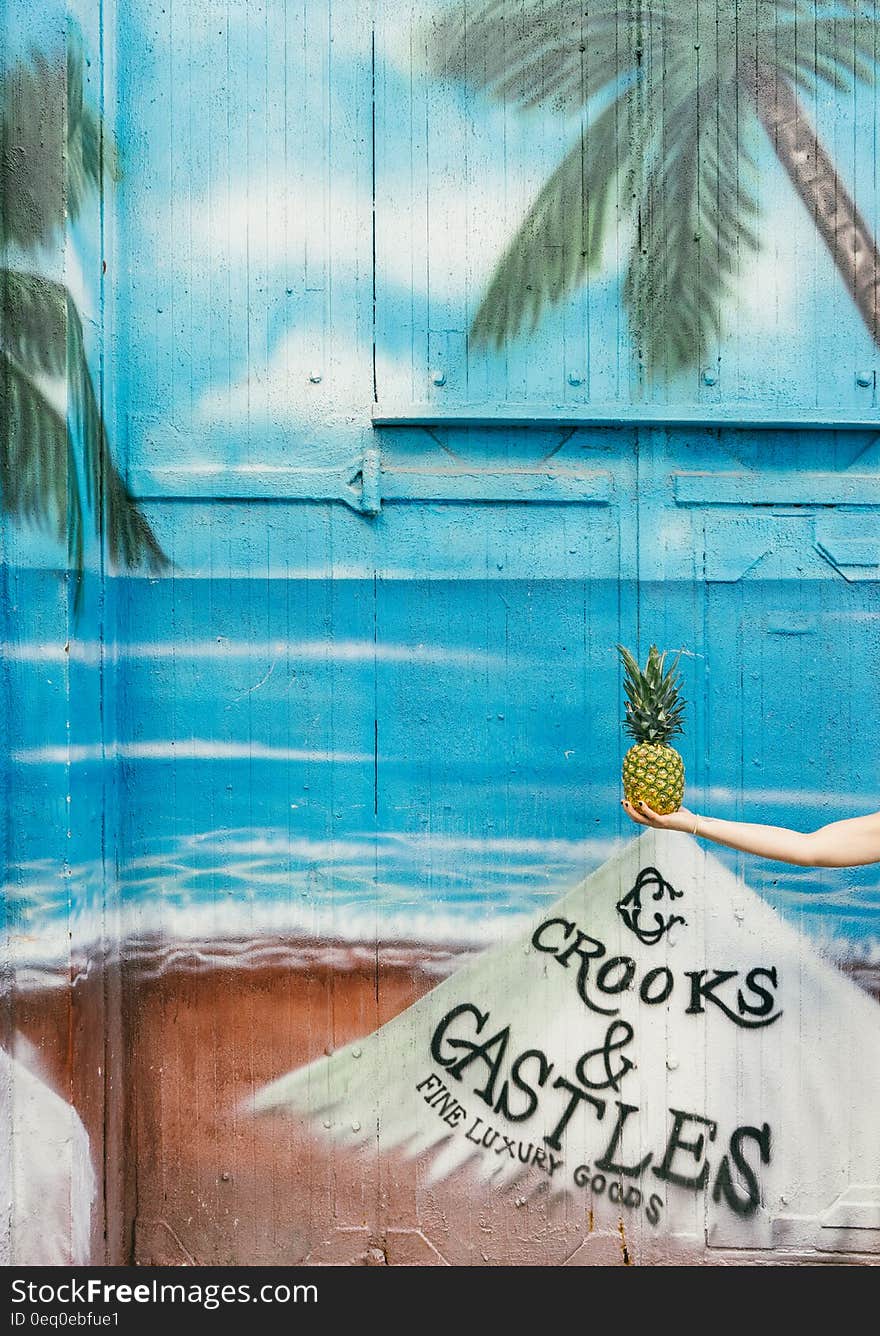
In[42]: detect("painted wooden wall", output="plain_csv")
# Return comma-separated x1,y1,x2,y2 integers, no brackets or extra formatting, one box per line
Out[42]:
0,0,125,1264
2,0,880,1265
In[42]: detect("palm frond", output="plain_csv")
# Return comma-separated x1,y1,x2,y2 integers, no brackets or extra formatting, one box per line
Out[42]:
0,52,66,250
0,269,168,575
811,17,879,71
428,0,675,116
65,301,169,574
67,40,120,219
624,79,761,376
0,269,68,376
770,19,878,93
471,90,648,347
0,349,80,544
0,37,117,251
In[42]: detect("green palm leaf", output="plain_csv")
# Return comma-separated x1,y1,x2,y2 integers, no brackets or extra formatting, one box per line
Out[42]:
0,266,168,577
772,18,878,92
433,0,880,369
471,92,643,347
624,79,761,374
0,269,68,376
0,33,165,588
0,37,117,252
0,348,81,546
66,299,168,574
66,40,120,220
0,51,66,251
429,0,675,115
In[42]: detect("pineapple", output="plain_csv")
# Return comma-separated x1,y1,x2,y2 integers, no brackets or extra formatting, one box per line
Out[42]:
617,644,686,815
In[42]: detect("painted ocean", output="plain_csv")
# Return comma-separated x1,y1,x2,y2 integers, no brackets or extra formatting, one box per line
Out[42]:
3,571,880,987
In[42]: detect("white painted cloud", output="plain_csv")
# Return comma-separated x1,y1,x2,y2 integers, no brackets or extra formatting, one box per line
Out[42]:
180,173,373,281
196,326,411,425
13,741,371,765
170,161,517,303
3,638,501,667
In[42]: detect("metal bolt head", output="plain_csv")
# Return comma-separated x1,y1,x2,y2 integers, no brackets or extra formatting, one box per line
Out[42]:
431,369,446,386
856,370,873,388
701,367,718,386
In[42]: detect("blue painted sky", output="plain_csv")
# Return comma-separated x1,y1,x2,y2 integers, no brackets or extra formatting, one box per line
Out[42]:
110,0,880,484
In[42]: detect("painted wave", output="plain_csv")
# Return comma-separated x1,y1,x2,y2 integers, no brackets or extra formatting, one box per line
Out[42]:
2,826,880,992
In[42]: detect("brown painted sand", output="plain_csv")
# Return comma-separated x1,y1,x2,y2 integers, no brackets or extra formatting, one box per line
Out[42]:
11,940,879,1266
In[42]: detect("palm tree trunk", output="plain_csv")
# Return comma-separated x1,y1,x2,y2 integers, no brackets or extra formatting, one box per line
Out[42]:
739,57,880,346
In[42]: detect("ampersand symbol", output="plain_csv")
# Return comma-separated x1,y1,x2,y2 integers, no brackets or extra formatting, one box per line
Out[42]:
575,1020,635,1092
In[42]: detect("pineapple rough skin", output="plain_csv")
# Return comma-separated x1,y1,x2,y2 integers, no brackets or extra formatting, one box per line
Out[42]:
622,742,685,816
618,643,687,815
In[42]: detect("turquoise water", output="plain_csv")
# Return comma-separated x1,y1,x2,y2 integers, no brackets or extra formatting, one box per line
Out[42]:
2,572,879,964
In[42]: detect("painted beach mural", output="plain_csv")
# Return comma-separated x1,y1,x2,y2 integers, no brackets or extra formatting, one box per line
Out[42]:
2,0,880,1266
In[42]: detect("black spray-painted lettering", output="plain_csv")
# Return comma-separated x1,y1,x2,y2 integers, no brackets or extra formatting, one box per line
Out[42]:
554,928,615,1016
431,1003,488,1069
428,906,779,1224
415,1072,468,1127
616,866,686,945
464,1115,563,1177
594,1100,653,1178
640,965,675,1005
431,1004,512,1108
652,1109,718,1191
531,916,782,1030
685,970,783,1029
712,1124,772,1217
737,968,780,1019
595,955,636,1000
543,1077,605,1153
575,1020,635,1092
494,1049,554,1123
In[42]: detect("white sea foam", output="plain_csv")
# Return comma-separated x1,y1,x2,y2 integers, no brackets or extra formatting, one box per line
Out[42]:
3,827,878,990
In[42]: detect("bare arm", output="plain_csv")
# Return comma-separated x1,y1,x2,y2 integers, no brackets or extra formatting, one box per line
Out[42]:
622,799,880,868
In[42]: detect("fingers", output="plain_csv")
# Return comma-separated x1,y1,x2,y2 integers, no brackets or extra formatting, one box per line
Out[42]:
621,798,665,828
637,799,665,824
621,798,651,826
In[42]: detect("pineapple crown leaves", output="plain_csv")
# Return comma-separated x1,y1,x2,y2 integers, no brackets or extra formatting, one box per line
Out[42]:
617,643,687,745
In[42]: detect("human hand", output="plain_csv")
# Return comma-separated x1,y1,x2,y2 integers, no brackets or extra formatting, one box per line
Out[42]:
622,798,696,833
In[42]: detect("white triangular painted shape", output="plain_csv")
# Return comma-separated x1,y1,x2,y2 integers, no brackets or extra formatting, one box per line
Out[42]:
0,1041,95,1265
254,830,880,1253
